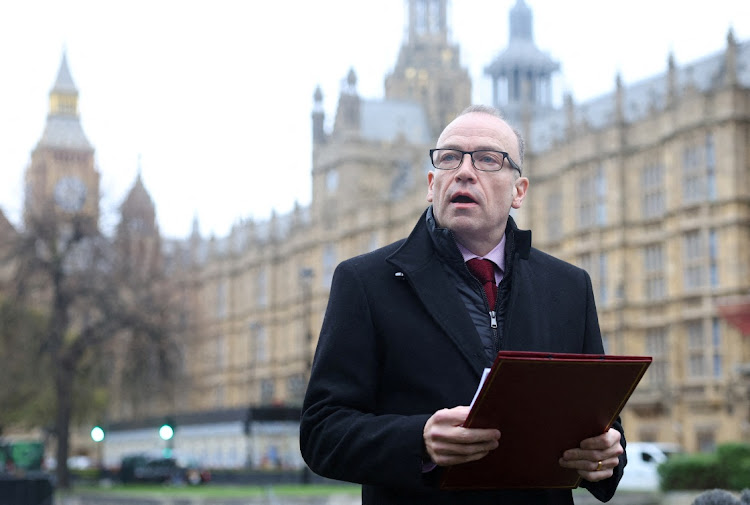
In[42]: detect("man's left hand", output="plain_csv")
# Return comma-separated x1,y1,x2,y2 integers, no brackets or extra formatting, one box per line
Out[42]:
558,428,623,482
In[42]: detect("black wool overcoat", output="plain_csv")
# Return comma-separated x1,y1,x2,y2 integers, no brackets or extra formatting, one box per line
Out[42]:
300,210,626,505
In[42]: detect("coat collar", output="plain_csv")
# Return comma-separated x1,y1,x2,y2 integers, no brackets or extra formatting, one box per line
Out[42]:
385,207,532,374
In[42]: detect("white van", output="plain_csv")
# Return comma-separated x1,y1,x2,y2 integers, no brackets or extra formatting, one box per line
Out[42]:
618,442,683,491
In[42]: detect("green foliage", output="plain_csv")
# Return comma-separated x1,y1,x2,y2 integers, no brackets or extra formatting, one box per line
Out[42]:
717,442,750,490
659,442,750,491
658,452,724,490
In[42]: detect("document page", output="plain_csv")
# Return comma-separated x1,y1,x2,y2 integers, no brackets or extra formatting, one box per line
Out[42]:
470,368,492,407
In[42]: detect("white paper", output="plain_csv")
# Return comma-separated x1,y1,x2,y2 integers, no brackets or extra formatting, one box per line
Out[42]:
469,368,492,407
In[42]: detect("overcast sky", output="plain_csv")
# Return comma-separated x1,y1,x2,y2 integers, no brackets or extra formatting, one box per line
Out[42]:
1,0,748,238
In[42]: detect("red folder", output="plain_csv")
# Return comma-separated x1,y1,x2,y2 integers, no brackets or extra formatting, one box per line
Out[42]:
439,351,652,490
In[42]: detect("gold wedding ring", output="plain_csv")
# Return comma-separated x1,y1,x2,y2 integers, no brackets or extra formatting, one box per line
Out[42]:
596,461,603,471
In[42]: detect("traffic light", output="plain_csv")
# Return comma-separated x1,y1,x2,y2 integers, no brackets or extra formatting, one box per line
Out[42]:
158,423,174,441
159,417,176,440
91,426,105,442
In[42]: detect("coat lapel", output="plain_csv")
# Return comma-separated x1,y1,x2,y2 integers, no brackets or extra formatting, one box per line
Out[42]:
387,213,487,375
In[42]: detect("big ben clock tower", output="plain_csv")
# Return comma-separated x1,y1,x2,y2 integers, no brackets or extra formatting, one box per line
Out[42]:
24,51,100,232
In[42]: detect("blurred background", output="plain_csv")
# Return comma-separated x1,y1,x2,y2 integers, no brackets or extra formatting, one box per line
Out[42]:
1,0,749,497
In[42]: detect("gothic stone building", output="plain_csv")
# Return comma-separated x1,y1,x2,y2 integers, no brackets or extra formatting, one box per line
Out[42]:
13,0,750,467
156,0,750,463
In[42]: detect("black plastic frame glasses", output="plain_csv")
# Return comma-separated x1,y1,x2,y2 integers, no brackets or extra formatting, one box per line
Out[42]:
429,149,522,175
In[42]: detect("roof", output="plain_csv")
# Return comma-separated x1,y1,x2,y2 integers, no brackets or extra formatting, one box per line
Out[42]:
359,99,432,144
485,39,560,75
36,115,93,151
51,52,77,95
529,38,750,152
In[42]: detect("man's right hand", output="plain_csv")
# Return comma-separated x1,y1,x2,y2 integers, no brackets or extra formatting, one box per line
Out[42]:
423,406,501,466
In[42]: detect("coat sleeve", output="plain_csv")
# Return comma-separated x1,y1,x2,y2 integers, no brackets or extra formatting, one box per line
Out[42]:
299,260,432,489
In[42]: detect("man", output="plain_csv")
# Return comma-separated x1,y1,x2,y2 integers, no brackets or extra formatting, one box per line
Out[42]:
300,105,626,504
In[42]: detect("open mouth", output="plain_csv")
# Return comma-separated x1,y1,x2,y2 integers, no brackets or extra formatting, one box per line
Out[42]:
451,195,477,204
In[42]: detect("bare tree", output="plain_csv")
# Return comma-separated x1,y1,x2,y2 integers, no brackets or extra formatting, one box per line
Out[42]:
0,207,179,489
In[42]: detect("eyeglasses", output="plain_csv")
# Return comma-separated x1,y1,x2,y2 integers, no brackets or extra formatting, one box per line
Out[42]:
429,149,522,174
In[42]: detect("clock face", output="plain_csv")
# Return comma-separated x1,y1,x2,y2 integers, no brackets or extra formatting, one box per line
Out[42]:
54,176,87,212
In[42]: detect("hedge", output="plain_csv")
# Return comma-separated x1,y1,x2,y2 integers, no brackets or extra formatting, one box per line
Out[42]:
658,442,750,491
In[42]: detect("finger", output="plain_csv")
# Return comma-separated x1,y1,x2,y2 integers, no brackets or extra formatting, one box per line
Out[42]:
559,454,620,472
574,455,620,483
431,440,499,467
579,428,621,450
562,438,623,462
435,449,493,467
432,438,500,457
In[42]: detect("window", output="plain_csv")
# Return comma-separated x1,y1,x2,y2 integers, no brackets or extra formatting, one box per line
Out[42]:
325,169,339,193
709,229,719,287
577,165,607,228
415,0,427,34
682,144,704,204
287,373,306,403
645,328,668,386
598,253,608,305
644,243,666,300
427,0,441,32
256,268,267,307
578,252,607,306
216,280,228,319
595,165,607,225
706,134,716,201
546,191,562,241
252,323,268,363
681,134,715,205
687,321,706,378
642,162,665,219
576,176,595,228
683,231,705,290
260,379,275,404
696,428,716,453
712,318,722,378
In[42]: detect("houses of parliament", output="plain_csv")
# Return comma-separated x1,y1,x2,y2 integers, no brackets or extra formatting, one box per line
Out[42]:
3,0,750,469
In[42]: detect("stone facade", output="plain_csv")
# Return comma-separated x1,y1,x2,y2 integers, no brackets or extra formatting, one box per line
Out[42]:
15,1,750,462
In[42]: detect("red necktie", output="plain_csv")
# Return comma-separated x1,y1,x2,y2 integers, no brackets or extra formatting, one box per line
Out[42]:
466,258,497,309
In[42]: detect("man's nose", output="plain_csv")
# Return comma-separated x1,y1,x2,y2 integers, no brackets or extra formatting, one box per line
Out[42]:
455,153,475,180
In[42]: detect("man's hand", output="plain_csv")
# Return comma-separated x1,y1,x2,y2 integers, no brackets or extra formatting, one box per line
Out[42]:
423,406,501,467
558,428,623,482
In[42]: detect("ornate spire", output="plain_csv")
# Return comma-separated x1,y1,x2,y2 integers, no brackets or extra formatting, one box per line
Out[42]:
509,0,533,42
484,0,560,125
38,50,92,150
49,49,79,117
407,0,447,44
385,0,470,136
311,86,326,145
724,27,738,87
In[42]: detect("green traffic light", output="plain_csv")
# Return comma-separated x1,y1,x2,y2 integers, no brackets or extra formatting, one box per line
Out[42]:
159,424,174,441
91,426,105,442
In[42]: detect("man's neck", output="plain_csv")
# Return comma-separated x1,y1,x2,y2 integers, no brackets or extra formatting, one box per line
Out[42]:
453,228,507,258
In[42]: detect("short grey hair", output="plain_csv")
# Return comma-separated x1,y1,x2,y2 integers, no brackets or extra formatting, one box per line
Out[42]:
457,104,525,166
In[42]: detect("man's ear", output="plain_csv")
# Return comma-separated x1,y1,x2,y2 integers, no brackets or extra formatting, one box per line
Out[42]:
512,177,529,209
427,171,435,202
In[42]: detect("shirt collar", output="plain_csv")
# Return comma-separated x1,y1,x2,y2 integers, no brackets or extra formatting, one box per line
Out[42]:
456,235,506,274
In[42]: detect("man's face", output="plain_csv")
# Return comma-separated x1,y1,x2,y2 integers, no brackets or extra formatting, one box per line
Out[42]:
427,112,529,253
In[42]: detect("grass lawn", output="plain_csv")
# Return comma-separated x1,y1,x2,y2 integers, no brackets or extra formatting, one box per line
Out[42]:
60,483,361,499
